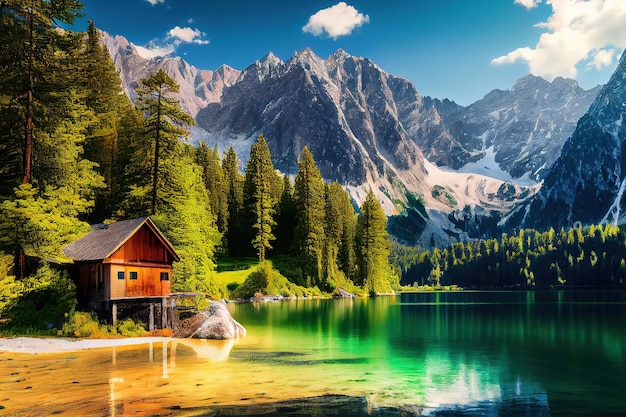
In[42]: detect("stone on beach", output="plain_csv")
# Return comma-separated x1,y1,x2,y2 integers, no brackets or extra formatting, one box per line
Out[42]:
174,301,246,340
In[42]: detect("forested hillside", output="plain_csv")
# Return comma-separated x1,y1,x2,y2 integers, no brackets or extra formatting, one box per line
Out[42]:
0,3,398,331
393,224,626,288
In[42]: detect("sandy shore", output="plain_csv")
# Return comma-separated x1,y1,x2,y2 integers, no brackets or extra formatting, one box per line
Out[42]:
0,336,172,354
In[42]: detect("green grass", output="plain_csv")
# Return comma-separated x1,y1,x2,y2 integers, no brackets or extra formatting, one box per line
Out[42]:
215,257,258,272
214,265,257,288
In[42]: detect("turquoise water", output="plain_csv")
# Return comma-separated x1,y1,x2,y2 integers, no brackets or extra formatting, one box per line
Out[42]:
228,290,626,415
4,290,625,416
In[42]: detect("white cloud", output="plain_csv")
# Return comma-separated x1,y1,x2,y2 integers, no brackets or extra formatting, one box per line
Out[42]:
133,26,209,60
589,48,618,70
303,2,369,40
493,0,626,80
133,43,174,59
168,26,209,45
145,0,164,5
491,47,535,65
515,0,542,9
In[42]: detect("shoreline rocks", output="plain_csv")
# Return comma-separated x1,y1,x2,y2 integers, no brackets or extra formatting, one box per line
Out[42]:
174,301,246,340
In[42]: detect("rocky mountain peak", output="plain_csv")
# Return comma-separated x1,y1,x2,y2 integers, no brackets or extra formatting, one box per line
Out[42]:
587,49,626,128
511,74,549,93
329,48,352,62
103,29,610,244
514,49,626,230
242,51,285,83
418,72,601,181
100,30,240,117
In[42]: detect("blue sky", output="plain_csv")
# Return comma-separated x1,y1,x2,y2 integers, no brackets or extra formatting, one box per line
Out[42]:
74,0,626,105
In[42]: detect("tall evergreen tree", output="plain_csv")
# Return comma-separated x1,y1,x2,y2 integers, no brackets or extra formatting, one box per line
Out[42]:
0,1,108,278
80,21,133,221
222,145,244,257
324,182,358,287
0,91,105,269
135,68,194,215
152,143,222,298
0,0,84,187
274,175,296,254
196,142,228,235
111,101,145,218
243,135,277,262
293,146,326,287
355,190,396,294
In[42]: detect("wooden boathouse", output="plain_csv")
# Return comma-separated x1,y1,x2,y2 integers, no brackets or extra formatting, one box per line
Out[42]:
63,217,180,329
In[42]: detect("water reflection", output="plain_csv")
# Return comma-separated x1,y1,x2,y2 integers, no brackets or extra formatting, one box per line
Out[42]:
231,290,626,415
3,291,626,416
105,338,236,416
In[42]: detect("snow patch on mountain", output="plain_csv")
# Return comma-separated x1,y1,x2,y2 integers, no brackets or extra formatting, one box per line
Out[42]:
423,159,540,213
456,147,538,187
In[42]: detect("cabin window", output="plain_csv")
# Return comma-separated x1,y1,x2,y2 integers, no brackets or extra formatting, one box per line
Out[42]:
117,271,125,280
160,272,169,281
129,271,138,280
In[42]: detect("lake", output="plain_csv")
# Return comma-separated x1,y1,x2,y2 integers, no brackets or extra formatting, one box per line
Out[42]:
2,290,625,416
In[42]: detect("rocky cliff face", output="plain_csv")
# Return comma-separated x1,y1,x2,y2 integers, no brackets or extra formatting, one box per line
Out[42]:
196,48,429,191
100,31,240,117
108,31,614,243
515,50,626,230
420,75,600,181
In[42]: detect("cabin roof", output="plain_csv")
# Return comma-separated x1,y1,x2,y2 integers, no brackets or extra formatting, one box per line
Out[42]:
62,217,180,262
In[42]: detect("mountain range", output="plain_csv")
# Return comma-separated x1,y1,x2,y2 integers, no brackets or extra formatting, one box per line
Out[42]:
102,31,625,246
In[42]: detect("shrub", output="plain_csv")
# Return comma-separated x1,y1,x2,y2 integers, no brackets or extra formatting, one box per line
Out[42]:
62,311,105,338
233,261,324,299
2,266,77,332
115,318,147,337
62,311,148,338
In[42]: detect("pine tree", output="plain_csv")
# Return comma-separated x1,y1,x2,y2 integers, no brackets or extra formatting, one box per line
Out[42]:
80,21,133,221
323,182,358,290
0,91,105,266
0,3,115,278
135,68,194,215
109,100,145,218
196,142,228,235
151,143,222,298
243,135,277,262
222,145,244,256
355,190,396,294
0,0,84,187
293,146,326,287
274,175,296,254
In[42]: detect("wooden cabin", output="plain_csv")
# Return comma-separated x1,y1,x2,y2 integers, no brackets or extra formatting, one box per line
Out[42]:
63,217,180,328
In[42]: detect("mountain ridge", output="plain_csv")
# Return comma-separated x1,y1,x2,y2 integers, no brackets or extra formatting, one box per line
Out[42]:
517,49,626,230
101,30,610,245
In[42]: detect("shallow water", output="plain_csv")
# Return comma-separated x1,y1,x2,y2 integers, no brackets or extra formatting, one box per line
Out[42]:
2,290,625,416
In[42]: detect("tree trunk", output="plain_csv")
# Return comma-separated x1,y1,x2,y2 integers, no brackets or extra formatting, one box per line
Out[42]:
151,88,162,215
